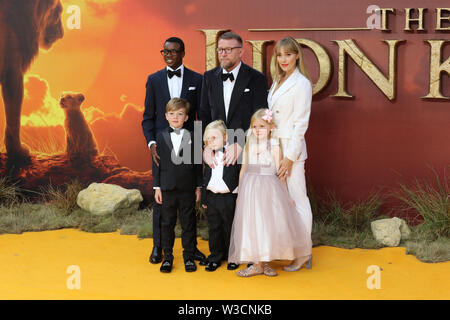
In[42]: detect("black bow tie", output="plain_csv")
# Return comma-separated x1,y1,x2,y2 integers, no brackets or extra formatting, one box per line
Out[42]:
168,127,182,135
214,147,226,154
221,72,234,82
168,69,181,79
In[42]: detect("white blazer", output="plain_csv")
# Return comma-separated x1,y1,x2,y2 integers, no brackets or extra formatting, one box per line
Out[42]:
268,68,312,162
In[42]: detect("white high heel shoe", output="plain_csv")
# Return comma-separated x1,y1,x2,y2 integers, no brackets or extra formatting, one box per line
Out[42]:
282,254,312,272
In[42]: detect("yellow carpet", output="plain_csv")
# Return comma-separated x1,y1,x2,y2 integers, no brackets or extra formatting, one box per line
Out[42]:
0,229,448,300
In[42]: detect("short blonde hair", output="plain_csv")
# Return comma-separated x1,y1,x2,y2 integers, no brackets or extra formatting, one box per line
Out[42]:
203,120,227,146
166,97,190,113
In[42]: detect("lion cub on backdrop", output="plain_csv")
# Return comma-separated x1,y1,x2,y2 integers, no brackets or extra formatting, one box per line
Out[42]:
60,92,98,161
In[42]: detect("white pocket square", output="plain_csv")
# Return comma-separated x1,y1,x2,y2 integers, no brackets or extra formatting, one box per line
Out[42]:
188,87,196,91
244,88,250,92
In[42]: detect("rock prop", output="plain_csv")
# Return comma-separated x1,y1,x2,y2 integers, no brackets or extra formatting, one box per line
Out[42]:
371,217,411,247
77,183,143,216
103,170,154,205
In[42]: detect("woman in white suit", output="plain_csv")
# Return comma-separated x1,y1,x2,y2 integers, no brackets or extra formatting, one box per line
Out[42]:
268,37,313,271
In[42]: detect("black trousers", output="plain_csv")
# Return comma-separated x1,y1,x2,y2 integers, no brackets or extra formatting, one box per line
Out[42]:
152,161,199,248
152,202,162,247
206,191,238,263
152,160,162,247
161,189,197,261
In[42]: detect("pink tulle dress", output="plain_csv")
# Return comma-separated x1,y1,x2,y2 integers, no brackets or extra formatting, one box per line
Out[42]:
228,139,312,264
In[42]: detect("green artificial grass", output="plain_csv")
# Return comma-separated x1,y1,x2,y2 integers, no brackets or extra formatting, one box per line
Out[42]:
0,202,207,240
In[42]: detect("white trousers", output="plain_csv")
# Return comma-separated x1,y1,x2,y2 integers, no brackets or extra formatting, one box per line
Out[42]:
284,157,313,237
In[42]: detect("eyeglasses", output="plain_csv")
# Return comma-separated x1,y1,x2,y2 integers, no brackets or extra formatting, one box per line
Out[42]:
160,49,182,56
217,47,242,54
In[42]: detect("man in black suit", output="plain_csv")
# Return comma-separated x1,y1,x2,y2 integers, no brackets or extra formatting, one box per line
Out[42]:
198,32,269,270
199,32,269,170
142,37,206,265
153,98,203,273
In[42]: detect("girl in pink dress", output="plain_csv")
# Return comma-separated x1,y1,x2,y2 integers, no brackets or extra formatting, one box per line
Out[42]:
228,109,312,277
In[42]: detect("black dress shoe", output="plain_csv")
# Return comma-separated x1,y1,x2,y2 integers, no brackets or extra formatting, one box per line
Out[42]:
227,263,239,270
199,259,208,266
205,261,221,272
194,248,206,261
160,260,173,273
184,260,197,272
149,247,162,264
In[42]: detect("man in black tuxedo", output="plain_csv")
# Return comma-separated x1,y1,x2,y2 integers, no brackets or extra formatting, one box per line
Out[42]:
198,32,269,270
142,37,206,265
199,32,269,169
153,98,203,273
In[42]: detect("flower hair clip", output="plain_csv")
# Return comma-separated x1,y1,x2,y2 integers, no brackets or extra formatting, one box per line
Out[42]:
262,109,273,123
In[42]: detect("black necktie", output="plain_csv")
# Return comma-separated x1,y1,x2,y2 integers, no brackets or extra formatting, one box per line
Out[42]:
221,72,234,82
168,69,181,79
168,127,182,135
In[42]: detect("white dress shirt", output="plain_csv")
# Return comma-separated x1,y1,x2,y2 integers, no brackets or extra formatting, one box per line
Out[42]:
222,62,241,120
147,64,184,149
167,64,184,99
206,149,238,194
169,127,184,155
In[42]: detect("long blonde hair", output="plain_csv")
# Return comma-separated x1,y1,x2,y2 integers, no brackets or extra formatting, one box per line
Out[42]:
243,109,277,165
271,36,310,84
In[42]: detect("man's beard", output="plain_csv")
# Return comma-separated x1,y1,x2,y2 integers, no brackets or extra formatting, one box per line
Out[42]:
220,59,235,70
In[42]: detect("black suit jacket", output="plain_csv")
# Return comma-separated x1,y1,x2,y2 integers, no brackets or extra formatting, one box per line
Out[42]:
153,128,202,191
201,159,240,205
199,63,268,146
142,66,203,145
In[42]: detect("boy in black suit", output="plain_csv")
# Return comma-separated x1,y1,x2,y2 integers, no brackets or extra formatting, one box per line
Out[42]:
201,120,240,271
153,98,203,273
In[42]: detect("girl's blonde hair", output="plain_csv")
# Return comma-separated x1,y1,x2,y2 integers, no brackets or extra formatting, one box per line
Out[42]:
203,120,227,147
271,36,310,84
243,109,276,165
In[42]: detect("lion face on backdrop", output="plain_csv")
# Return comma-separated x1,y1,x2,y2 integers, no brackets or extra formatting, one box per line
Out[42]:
0,0,64,165
39,0,64,50
60,93,85,109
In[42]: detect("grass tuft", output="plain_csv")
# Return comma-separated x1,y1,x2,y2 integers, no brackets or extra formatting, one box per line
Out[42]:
0,203,71,234
312,191,384,232
0,176,22,206
308,188,387,249
119,208,153,238
393,168,450,240
41,180,85,215
404,237,450,263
